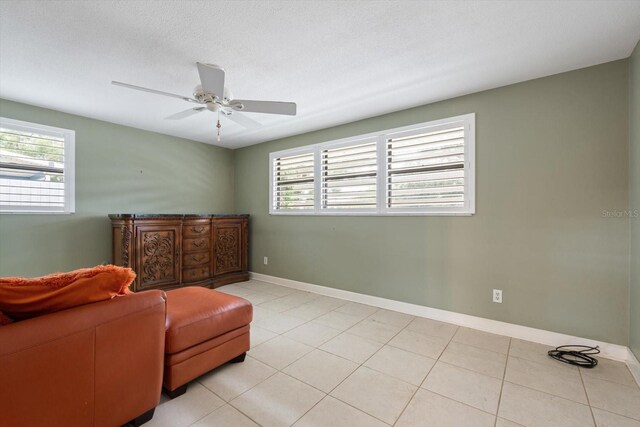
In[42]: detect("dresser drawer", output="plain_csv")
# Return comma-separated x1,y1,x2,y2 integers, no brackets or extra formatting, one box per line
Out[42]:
182,251,210,267
183,223,210,238
182,266,210,282
183,237,210,252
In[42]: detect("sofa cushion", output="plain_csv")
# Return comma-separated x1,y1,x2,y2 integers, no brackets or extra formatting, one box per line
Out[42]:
164,287,252,354
165,325,249,366
0,265,135,320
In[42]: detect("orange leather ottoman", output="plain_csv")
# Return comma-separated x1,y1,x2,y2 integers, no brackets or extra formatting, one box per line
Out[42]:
163,286,252,398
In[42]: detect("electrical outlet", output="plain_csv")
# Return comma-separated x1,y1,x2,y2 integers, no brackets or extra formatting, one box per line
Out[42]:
263,256,268,265
493,289,503,303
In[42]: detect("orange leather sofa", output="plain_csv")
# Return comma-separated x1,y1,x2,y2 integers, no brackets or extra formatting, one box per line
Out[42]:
0,290,166,427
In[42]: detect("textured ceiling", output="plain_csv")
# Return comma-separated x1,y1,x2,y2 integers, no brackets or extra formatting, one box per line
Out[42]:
1,1,639,149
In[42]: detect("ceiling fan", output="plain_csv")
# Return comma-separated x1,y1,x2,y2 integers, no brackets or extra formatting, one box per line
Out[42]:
112,63,297,141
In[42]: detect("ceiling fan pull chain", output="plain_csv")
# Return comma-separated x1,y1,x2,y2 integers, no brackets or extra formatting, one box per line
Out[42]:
216,109,222,142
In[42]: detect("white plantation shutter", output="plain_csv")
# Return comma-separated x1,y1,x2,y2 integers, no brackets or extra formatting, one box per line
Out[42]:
0,118,75,213
321,140,377,210
272,151,315,211
385,126,466,209
269,114,474,215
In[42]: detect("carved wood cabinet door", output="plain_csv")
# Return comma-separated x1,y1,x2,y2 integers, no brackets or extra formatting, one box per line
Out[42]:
135,224,181,290
212,219,245,276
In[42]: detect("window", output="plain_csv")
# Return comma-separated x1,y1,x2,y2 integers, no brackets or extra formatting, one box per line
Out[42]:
272,149,315,211
270,113,474,215
321,138,377,211
0,117,75,213
385,124,467,213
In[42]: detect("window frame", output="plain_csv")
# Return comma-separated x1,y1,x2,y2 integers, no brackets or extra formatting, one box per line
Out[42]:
269,113,475,216
0,117,76,214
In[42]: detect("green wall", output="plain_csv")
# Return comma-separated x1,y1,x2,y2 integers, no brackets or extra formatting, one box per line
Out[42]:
0,58,634,347
235,60,631,345
631,41,640,359
0,99,235,277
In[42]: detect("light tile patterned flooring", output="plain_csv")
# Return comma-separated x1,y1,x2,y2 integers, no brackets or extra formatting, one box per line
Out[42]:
146,280,640,427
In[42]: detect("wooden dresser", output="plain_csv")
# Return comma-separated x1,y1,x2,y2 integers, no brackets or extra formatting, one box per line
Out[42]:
109,214,249,292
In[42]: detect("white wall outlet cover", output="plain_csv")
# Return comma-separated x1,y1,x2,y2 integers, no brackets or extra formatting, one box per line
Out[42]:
493,289,503,303
263,257,268,265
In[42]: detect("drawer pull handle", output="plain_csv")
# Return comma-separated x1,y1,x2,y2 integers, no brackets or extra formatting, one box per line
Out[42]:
191,226,206,233
193,240,206,248
190,255,205,262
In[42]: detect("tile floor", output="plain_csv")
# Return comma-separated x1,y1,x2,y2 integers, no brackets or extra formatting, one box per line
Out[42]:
145,280,640,427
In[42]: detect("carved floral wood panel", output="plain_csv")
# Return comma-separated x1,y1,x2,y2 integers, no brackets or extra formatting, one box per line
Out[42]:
140,230,177,286
120,226,132,267
214,226,241,275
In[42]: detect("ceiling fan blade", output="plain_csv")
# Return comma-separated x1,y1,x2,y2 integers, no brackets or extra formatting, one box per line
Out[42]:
111,81,198,103
223,111,261,129
232,100,297,116
196,63,225,98
166,107,206,120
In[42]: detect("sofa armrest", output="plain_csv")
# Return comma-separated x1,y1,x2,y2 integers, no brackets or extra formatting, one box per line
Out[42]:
0,290,166,427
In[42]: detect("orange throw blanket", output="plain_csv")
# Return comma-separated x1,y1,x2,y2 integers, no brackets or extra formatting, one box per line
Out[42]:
0,265,135,320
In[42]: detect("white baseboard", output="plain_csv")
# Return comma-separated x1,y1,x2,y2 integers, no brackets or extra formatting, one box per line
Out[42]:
628,349,640,387
250,272,632,365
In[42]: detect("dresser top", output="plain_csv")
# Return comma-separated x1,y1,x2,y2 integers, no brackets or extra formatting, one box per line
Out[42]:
108,214,249,219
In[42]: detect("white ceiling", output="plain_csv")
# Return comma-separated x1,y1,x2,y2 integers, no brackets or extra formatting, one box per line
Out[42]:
1,1,639,149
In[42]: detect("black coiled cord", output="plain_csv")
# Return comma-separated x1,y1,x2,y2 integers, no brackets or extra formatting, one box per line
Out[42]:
547,345,599,368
